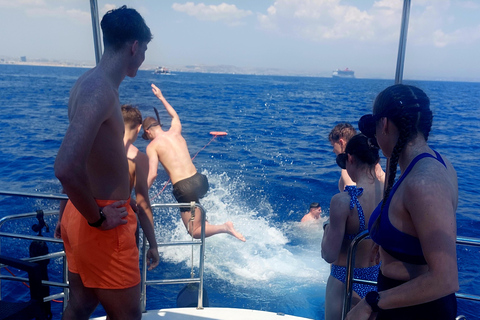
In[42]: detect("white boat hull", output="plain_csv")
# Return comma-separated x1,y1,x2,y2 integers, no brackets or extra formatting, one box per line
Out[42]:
91,307,314,320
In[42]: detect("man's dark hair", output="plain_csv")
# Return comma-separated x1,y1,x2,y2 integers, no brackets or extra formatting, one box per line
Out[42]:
310,202,320,209
101,5,152,51
121,104,142,130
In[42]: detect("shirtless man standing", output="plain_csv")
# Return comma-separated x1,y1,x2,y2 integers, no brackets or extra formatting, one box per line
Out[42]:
122,105,159,271
54,6,151,320
143,84,245,241
328,123,357,192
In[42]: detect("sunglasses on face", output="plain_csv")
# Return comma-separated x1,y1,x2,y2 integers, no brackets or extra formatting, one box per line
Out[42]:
145,123,159,131
336,153,348,170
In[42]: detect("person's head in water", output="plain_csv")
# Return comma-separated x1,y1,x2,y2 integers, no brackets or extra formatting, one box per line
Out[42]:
309,202,322,219
101,5,152,51
328,123,357,156
336,134,379,182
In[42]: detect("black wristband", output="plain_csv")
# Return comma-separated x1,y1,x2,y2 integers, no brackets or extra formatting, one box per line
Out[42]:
365,291,381,312
88,208,106,228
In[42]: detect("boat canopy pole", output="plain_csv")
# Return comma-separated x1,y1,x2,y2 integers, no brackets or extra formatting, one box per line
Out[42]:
89,0,103,65
395,0,411,84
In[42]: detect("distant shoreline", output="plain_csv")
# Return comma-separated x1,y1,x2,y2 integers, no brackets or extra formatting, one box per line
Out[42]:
0,60,94,68
1,60,479,83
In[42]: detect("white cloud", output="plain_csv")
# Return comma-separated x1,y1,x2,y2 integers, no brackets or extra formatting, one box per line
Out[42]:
172,2,252,26
257,0,378,41
433,25,480,47
0,0,45,8
99,4,117,16
458,1,480,10
25,6,90,24
255,0,480,49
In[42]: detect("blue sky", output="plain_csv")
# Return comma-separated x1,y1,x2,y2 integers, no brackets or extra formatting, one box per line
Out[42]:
0,0,479,81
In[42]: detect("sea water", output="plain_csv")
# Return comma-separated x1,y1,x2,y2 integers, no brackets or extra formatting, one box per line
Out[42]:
0,64,479,319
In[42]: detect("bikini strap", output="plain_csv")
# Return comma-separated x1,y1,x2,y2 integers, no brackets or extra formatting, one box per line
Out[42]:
399,150,447,184
433,150,447,168
345,186,366,233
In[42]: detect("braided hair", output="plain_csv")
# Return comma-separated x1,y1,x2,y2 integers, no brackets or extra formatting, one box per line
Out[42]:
373,84,433,225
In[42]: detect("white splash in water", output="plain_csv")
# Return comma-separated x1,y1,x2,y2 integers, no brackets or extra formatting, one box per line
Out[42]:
152,170,331,291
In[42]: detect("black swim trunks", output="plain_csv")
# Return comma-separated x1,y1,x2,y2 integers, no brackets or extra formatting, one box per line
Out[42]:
172,172,209,212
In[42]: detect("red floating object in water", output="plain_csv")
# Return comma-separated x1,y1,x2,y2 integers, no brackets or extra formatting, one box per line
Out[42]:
209,131,228,136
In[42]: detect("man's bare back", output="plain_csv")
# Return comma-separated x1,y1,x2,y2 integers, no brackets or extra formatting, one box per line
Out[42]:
148,126,197,185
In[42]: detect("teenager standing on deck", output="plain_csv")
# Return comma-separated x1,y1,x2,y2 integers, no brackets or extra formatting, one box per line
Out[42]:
54,6,151,320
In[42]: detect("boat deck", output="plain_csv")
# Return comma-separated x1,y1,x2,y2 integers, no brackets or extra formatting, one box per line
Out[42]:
91,307,313,320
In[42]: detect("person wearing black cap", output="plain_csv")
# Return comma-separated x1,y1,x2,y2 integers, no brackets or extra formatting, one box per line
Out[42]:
301,202,322,223
347,84,458,320
143,83,245,242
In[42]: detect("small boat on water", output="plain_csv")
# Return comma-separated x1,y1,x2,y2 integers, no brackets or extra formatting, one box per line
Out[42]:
332,68,355,78
154,66,170,75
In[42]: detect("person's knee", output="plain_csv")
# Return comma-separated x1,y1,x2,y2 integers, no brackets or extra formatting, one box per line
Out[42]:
97,285,141,320
63,300,98,320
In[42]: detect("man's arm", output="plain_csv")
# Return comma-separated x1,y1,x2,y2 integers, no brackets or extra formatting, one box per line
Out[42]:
151,83,181,133
54,85,127,230
135,152,159,270
146,143,159,188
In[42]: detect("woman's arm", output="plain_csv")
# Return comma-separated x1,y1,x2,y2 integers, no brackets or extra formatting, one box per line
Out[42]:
321,193,348,263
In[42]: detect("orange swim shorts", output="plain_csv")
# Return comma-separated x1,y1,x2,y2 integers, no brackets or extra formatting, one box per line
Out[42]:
61,199,140,289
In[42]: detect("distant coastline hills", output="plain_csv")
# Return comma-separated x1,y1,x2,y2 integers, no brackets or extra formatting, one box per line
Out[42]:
0,56,331,77
1,56,479,82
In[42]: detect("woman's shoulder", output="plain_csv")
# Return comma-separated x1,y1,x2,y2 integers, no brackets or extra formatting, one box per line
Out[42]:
330,191,352,213
407,150,456,185
403,151,458,208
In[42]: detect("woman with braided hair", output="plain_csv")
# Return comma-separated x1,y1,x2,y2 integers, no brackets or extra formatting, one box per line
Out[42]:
346,84,459,320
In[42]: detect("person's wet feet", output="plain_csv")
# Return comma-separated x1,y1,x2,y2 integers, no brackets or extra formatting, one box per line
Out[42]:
225,221,246,242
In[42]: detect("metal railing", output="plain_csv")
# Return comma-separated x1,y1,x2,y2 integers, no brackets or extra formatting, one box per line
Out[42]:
341,231,480,320
0,208,69,309
0,190,207,314
140,202,206,311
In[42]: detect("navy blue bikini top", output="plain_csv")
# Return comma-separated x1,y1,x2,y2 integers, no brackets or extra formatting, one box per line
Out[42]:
344,185,367,241
369,150,447,265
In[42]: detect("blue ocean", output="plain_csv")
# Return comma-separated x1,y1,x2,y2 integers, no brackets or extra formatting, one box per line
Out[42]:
0,64,479,319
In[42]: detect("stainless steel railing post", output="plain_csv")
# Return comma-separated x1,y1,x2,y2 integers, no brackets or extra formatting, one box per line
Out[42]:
341,230,370,320
140,231,148,313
